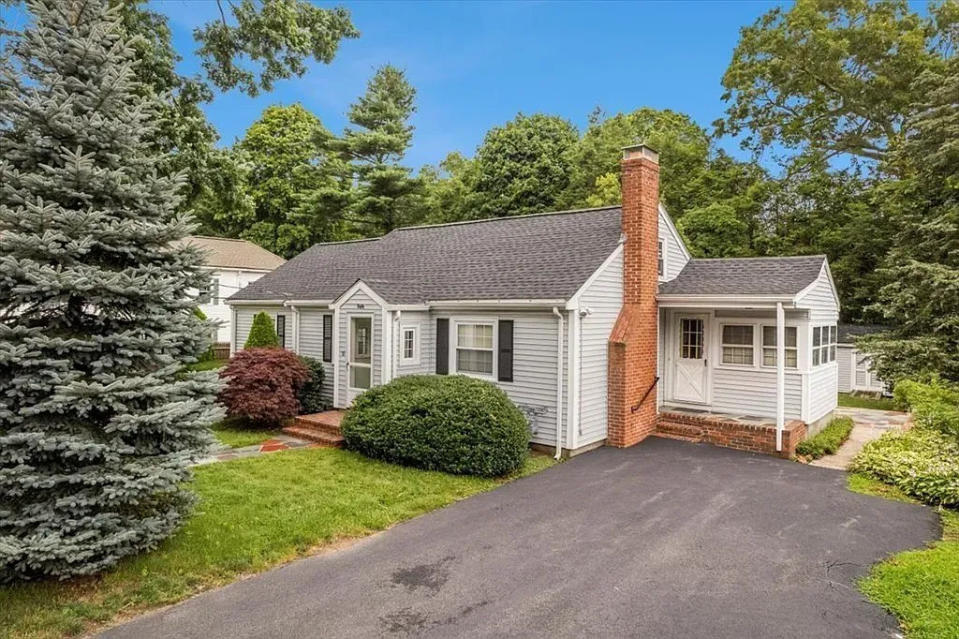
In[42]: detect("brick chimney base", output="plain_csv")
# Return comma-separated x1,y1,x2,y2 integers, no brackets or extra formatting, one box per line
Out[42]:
607,304,659,447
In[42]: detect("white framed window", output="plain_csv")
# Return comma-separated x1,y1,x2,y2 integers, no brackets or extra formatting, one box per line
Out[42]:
658,239,665,277
813,325,837,366
721,324,754,366
454,321,494,377
761,325,798,369
401,326,418,364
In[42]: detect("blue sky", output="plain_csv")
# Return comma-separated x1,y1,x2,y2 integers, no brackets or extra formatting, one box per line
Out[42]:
150,0,791,168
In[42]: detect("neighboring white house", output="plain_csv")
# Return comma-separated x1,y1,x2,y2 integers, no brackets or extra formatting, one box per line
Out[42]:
181,236,285,343
227,144,840,457
836,324,889,394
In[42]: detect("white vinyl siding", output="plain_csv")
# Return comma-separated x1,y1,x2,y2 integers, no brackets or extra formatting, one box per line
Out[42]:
297,309,334,405
198,268,272,343
807,363,838,424
837,344,854,393
658,206,689,282
576,248,623,447
336,289,383,407
796,264,840,324
436,310,569,449
394,311,432,376
711,368,803,419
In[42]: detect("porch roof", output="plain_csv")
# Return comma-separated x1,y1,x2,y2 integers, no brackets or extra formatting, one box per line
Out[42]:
659,255,826,298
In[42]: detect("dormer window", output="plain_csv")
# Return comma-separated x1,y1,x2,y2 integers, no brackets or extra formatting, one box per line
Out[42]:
658,239,664,277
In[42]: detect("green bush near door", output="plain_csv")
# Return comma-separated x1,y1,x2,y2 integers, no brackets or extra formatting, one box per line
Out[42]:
341,375,529,477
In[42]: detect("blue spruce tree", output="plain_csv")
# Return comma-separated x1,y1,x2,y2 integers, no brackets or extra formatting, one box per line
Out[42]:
0,0,223,581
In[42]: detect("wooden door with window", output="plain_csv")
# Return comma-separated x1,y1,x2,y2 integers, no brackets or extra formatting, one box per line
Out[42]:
672,315,709,404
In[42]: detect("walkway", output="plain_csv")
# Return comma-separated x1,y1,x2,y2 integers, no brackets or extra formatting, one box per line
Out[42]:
809,406,911,471
196,434,316,465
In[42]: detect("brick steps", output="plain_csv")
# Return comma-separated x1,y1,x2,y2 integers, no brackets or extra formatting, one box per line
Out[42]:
653,420,705,443
282,410,346,448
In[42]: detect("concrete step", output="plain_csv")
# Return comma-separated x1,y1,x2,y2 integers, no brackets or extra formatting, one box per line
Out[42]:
281,425,344,447
654,420,704,443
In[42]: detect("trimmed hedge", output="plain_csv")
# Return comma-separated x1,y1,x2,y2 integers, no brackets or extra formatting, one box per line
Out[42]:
297,356,327,414
341,375,529,477
245,312,279,349
894,378,959,440
796,416,854,459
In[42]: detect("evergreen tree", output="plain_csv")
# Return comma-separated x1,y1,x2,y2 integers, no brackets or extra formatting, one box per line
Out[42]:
244,312,280,349
341,65,422,235
0,0,222,581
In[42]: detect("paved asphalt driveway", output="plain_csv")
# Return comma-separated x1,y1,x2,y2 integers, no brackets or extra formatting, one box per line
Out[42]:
102,438,938,639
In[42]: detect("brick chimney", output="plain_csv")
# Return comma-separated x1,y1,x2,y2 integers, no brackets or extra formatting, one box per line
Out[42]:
607,143,660,447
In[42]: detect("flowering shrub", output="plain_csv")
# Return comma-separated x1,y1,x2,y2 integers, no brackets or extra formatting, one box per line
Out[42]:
219,348,309,425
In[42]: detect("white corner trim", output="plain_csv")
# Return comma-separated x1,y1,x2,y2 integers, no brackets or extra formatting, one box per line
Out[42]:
565,243,624,310
330,280,390,310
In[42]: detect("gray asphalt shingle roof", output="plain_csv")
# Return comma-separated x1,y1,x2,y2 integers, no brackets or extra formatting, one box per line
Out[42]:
230,206,624,303
837,324,889,343
658,255,826,297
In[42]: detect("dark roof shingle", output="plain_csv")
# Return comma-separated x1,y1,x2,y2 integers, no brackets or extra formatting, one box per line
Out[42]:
658,256,826,297
231,207,623,303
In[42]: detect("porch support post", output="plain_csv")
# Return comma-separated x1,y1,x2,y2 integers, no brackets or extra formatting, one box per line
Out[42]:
776,301,785,451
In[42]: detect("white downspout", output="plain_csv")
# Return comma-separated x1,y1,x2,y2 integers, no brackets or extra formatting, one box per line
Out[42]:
552,307,564,460
394,310,402,378
284,302,299,353
776,302,785,451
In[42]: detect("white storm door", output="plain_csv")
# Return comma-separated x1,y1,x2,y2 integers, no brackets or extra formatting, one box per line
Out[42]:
347,316,373,402
673,315,709,404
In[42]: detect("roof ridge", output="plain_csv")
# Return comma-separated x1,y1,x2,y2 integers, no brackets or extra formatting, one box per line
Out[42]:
688,254,826,262
187,235,256,244
310,237,382,247
390,205,621,233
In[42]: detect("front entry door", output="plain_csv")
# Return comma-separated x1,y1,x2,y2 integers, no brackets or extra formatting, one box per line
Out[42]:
673,315,709,404
347,316,373,402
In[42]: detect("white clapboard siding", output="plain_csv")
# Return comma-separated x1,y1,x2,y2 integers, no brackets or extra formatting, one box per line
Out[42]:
837,344,854,393
436,311,568,448
807,363,838,423
394,311,433,377
576,249,622,446
297,309,334,404
232,305,285,351
711,368,803,419
797,264,840,324
336,289,383,407
658,206,689,282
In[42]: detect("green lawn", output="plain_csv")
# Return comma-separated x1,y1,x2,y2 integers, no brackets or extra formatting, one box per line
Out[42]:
211,420,281,448
185,358,228,372
0,448,554,639
848,474,959,639
838,392,897,411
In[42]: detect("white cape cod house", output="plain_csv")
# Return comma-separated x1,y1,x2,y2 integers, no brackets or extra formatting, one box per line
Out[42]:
227,145,839,458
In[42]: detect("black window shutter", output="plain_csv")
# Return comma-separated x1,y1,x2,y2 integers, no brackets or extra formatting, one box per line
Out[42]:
436,318,449,375
322,315,333,362
498,320,514,382
276,314,286,348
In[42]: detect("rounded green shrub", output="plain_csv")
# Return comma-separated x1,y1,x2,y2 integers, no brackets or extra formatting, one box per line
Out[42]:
297,356,327,414
244,312,279,349
341,375,529,477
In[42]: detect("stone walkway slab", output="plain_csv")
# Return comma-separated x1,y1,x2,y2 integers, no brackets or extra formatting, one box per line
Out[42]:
196,434,317,465
809,406,910,471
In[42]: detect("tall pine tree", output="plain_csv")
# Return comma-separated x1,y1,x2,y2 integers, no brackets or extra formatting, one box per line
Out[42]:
341,65,422,235
0,0,222,581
